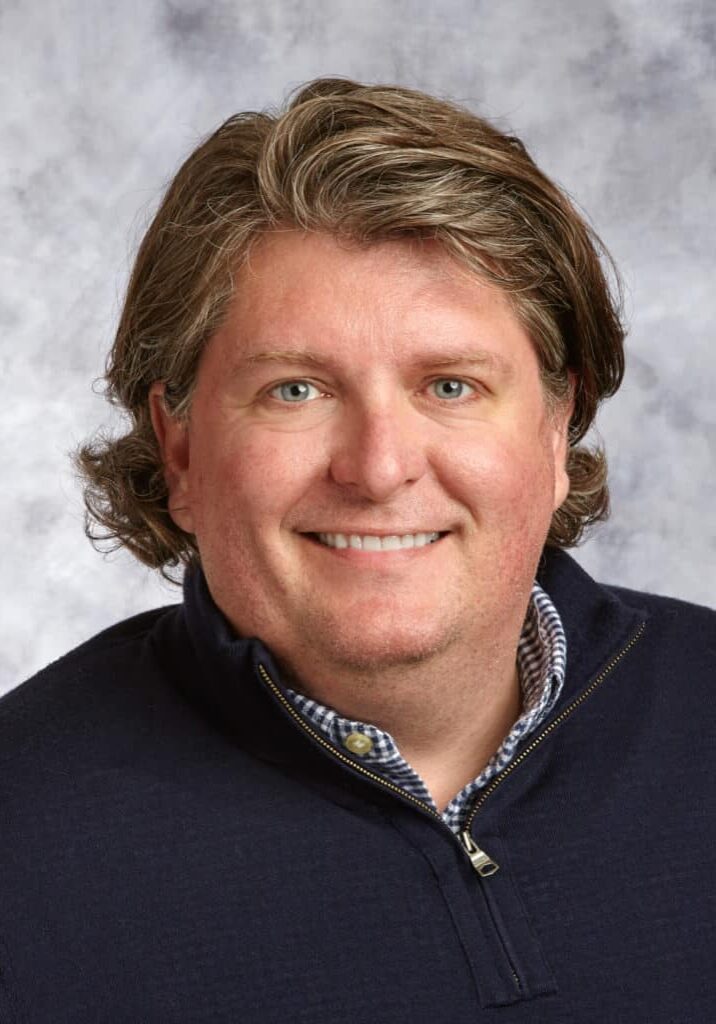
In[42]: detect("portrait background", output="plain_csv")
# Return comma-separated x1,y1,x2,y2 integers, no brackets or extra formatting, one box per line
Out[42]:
2,0,714,692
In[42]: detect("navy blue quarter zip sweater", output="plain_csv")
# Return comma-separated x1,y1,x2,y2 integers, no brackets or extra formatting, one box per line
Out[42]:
0,549,714,1023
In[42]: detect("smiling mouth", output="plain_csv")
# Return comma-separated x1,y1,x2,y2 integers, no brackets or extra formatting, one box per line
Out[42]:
302,531,449,551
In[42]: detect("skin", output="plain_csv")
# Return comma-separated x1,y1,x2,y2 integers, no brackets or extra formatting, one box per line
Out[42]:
150,230,572,812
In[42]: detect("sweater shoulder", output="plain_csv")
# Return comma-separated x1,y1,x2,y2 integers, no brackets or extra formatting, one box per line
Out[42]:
603,582,715,629
0,605,180,765
602,582,716,669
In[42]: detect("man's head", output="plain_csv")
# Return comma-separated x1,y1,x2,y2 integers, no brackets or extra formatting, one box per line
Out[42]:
146,228,572,672
78,77,625,597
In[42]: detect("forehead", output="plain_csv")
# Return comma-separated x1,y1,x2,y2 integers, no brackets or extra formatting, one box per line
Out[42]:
236,229,501,314
209,230,535,381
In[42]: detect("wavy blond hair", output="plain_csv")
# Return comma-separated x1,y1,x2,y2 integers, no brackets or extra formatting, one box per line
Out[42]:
77,77,625,578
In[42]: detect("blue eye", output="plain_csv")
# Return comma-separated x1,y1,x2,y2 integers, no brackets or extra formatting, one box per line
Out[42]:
431,379,475,400
270,380,321,403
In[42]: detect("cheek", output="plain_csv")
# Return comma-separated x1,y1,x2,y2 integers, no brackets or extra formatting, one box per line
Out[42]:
445,431,555,519
445,434,557,590
190,429,321,536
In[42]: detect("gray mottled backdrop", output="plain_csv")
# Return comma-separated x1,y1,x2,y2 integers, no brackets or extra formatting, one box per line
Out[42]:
2,0,714,692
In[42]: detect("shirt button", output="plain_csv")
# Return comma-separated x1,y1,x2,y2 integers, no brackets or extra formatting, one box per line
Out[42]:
344,732,373,755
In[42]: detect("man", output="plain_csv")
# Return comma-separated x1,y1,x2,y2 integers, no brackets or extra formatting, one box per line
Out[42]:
3,77,714,1022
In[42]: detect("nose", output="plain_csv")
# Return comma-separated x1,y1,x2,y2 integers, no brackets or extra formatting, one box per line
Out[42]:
328,400,428,501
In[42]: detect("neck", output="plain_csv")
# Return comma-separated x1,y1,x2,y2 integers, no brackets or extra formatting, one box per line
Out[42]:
277,627,524,813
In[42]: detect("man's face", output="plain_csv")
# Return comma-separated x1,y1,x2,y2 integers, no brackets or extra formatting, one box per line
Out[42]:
152,231,571,674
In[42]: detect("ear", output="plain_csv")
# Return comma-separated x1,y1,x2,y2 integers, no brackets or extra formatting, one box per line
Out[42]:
550,374,576,511
149,382,196,533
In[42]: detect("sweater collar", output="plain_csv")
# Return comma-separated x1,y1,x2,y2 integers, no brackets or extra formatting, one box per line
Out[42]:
167,547,648,762
536,546,647,703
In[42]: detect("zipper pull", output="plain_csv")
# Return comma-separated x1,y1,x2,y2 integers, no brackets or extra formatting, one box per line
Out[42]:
459,830,500,877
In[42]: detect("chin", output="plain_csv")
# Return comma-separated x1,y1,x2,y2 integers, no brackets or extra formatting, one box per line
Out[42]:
314,617,457,673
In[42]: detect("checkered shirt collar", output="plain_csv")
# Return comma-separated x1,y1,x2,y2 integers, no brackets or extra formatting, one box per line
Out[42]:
282,581,566,834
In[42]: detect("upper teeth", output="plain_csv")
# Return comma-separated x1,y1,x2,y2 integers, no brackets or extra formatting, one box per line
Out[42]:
317,532,441,551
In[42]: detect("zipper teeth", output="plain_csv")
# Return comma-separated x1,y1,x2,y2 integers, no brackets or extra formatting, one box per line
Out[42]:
258,623,644,997
464,619,647,831
258,618,646,835
256,664,444,821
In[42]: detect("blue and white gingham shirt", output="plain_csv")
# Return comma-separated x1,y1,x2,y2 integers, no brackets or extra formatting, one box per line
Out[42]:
283,582,566,834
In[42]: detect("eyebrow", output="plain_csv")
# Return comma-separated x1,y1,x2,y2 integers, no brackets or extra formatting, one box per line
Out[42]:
234,347,514,377
237,350,337,370
415,349,514,376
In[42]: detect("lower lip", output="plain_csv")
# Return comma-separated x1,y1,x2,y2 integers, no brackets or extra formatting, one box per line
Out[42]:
301,533,448,566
